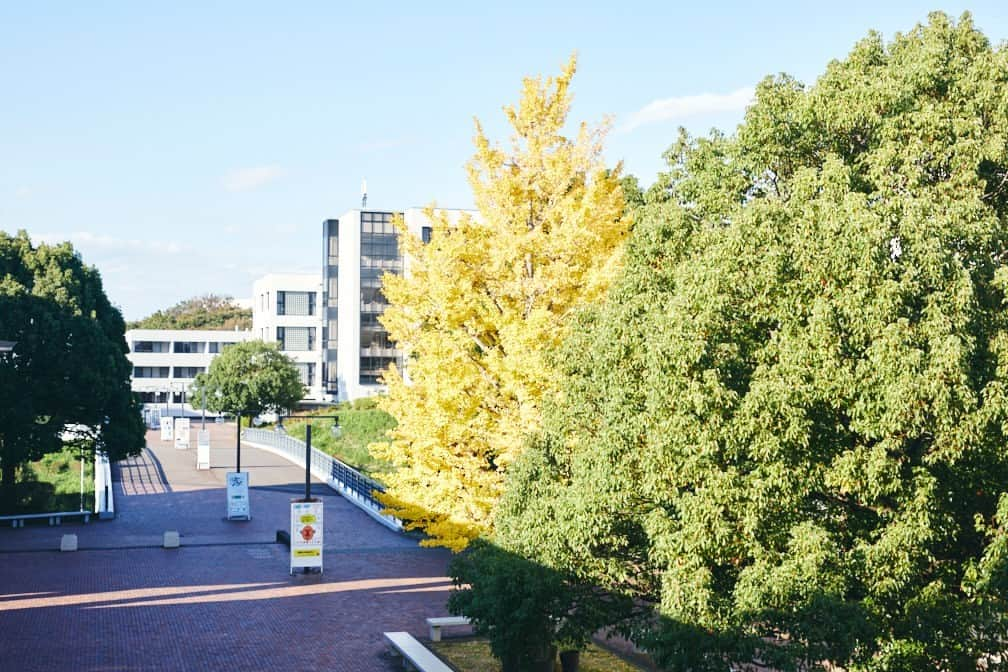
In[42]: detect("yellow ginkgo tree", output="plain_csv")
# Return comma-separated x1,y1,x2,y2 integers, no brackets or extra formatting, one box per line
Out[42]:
372,55,630,550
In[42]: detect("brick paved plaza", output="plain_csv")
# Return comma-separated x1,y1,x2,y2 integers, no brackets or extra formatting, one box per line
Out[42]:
0,424,453,671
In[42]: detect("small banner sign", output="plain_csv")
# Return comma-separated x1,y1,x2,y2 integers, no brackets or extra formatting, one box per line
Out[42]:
290,500,323,574
226,472,250,520
196,430,210,470
159,416,173,442
174,417,191,450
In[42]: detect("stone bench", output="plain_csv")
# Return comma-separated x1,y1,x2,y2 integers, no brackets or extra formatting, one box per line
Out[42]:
425,616,472,642
384,632,452,672
0,511,91,528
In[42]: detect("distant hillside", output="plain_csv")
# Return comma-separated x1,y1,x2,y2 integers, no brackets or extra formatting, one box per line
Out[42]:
127,294,252,331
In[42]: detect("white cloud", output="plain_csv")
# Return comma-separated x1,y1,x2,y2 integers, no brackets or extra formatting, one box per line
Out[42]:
33,231,184,255
222,165,284,192
621,86,755,133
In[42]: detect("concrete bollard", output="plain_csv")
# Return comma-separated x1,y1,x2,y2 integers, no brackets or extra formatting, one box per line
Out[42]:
163,531,180,549
60,534,77,552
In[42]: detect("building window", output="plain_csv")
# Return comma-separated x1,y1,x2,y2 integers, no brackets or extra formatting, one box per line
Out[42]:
359,356,397,385
295,363,315,387
133,341,169,353
173,366,205,379
138,391,169,404
360,327,395,351
277,291,315,316
277,326,315,351
422,226,432,243
327,276,338,307
173,341,205,354
134,367,170,378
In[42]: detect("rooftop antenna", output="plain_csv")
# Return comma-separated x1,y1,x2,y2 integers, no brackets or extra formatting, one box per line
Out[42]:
361,178,367,209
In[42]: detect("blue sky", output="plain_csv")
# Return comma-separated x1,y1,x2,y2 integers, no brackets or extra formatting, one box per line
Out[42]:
2,2,1005,320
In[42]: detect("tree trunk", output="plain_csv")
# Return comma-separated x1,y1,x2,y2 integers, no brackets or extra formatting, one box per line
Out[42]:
501,644,556,672
559,649,580,672
1,459,18,512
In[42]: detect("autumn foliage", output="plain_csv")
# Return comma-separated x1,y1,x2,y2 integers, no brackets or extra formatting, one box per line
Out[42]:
373,56,629,549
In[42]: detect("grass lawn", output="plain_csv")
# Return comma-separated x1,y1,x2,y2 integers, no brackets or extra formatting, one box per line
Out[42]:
282,399,396,480
9,446,94,514
428,638,646,672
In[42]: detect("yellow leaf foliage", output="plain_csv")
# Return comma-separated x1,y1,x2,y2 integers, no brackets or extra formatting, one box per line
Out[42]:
372,55,629,550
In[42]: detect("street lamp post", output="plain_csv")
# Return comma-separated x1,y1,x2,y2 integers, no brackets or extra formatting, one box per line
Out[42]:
235,411,241,472
280,414,340,501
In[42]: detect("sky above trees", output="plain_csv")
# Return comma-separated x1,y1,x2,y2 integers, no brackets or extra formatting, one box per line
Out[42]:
1,2,1006,319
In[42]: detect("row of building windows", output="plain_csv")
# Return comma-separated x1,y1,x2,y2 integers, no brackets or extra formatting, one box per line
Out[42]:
137,391,189,404
360,211,395,232
133,366,205,379
132,341,237,354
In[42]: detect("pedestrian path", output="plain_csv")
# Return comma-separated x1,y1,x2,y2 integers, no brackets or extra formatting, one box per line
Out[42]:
0,422,452,671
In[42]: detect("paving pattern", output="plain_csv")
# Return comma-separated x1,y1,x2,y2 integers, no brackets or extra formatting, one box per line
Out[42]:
0,423,452,671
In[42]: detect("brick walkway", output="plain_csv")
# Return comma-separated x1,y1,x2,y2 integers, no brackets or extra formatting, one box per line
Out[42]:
0,424,453,671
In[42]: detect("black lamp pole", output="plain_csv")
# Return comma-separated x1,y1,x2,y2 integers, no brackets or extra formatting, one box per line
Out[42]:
305,423,312,500
281,414,339,501
235,412,241,472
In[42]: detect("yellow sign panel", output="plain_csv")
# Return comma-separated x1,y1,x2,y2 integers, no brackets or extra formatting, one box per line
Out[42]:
299,514,316,524
293,549,321,557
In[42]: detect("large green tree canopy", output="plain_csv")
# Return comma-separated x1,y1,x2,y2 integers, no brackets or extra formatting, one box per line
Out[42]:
188,340,303,417
497,13,1008,671
0,231,145,503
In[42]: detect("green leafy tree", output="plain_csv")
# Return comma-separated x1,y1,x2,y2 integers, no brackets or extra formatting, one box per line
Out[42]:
127,294,251,330
448,539,625,672
188,340,303,416
0,231,145,508
498,13,1008,671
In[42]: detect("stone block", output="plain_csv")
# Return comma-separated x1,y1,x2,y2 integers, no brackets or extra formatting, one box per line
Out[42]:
163,531,180,549
60,534,77,552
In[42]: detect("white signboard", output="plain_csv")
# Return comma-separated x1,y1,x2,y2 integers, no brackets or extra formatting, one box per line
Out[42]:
196,430,210,470
226,472,250,520
290,500,323,573
174,417,191,450
159,416,173,442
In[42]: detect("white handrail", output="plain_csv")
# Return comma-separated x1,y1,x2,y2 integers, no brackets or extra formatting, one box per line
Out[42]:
242,428,402,532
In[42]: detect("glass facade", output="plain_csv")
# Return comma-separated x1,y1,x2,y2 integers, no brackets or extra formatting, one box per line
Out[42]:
359,211,402,385
323,219,339,394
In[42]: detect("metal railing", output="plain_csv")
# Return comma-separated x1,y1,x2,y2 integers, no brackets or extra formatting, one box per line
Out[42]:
241,428,401,531
93,451,114,519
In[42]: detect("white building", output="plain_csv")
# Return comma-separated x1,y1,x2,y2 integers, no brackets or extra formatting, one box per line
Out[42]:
320,207,474,401
125,327,254,410
251,273,326,402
